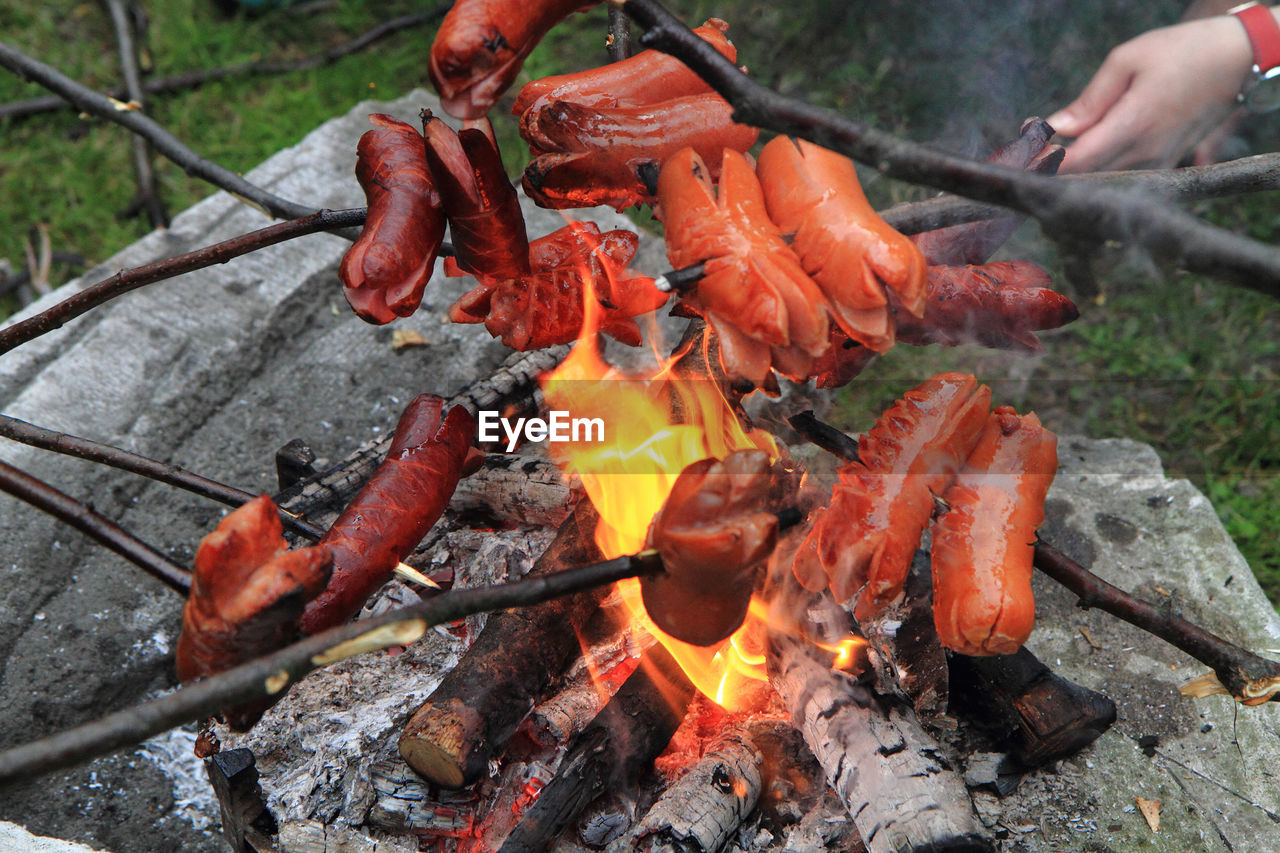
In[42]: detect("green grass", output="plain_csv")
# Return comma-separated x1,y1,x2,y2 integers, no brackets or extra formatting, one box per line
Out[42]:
2,0,1277,598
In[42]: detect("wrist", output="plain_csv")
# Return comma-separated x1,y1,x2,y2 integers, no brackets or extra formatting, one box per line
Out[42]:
1228,3,1280,110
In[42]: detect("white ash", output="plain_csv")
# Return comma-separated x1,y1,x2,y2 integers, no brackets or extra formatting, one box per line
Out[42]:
136,727,219,831
220,524,554,828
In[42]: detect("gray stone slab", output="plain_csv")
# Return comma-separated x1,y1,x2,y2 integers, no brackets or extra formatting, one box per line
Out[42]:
0,87,661,852
995,436,1280,852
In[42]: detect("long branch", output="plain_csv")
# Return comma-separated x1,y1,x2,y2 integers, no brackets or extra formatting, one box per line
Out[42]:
0,549,663,788
0,413,323,539
0,9,452,123
878,153,1280,235
0,459,191,593
0,40,315,221
615,0,1280,299
1033,543,1280,704
0,207,366,356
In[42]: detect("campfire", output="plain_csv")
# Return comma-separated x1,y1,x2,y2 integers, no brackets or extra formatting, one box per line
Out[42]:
203,252,1122,853
4,1,1280,852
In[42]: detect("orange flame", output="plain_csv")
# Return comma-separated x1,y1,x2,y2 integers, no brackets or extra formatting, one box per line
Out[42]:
541,236,785,710
541,231,865,710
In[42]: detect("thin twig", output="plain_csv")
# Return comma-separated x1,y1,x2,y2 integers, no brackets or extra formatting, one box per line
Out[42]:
0,8,452,123
0,413,323,539
786,409,1280,705
0,458,191,593
878,153,1280,236
786,410,859,463
1033,543,1280,704
0,40,315,221
0,549,664,788
0,252,85,302
0,207,367,356
607,5,633,62
615,0,1280,299
104,0,168,228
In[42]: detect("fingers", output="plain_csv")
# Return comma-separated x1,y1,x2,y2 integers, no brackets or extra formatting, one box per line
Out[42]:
1047,47,1137,138
1054,93,1144,173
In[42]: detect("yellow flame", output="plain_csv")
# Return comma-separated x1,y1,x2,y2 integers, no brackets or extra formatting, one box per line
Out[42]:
540,243,778,711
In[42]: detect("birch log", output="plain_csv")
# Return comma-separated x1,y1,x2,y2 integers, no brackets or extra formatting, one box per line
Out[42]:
769,636,992,853
632,726,765,853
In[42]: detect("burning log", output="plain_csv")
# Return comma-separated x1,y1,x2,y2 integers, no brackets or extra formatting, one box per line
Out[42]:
497,643,697,852
768,633,991,853
399,503,606,787
524,620,651,748
368,757,479,836
632,724,765,853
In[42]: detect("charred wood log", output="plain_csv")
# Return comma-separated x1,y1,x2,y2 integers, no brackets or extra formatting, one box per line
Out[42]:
398,503,605,787
276,819,418,853
948,647,1116,768
524,622,650,748
632,724,765,853
450,451,578,529
274,439,318,491
860,550,950,722
204,748,277,853
769,634,991,853
496,642,697,853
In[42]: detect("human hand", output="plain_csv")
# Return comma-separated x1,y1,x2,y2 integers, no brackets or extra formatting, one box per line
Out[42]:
1048,14,1257,172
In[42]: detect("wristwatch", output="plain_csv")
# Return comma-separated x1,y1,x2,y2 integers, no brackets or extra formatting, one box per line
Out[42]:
1229,2,1280,112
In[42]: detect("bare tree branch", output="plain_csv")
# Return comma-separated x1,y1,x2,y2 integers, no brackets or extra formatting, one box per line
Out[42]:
0,207,367,356
0,40,316,221
0,413,323,540
613,0,1280,299
607,5,633,62
879,153,1280,235
1033,543,1280,705
0,8,454,122
103,0,168,228
0,458,191,593
0,549,663,788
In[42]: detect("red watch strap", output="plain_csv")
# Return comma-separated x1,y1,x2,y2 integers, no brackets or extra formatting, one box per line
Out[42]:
1233,3,1280,72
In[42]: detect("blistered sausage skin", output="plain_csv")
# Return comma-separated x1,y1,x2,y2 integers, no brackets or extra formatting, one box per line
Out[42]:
446,221,666,350
430,0,600,119
339,115,445,325
512,19,737,119
896,261,1080,352
931,406,1058,656
641,450,779,646
816,373,991,620
422,112,531,281
522,95,759,211
176,496,332,729
300,395,476,635
658,147,829,387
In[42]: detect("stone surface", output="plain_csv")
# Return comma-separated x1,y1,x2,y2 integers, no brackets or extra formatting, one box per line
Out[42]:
992,436,1280,852
0,88,662,852
0,822,108,853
